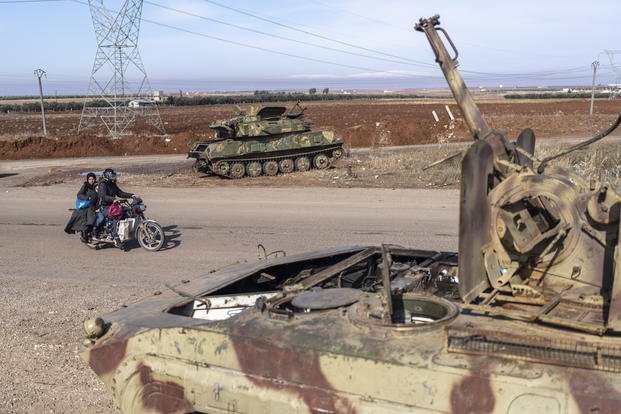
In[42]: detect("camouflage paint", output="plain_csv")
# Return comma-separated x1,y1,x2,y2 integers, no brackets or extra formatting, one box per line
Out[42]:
230,332,358,414
188,104,344,178
137,363,195,414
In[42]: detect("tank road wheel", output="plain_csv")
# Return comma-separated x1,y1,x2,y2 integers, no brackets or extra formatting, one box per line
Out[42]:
313,153,329,169
191,159,207,173
278,158,294,174
214,161,230,176
263,160,279,176
247,161,262,177
230,162,246,179
295,156,311,172
332,148,343,159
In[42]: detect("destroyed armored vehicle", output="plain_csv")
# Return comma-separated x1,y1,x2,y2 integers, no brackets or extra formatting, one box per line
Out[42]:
82,16,621,413
187,104,344,178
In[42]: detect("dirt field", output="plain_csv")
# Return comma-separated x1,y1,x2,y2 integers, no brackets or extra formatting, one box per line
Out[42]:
1,98,620,160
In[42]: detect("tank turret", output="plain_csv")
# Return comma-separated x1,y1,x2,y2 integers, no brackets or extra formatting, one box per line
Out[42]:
416,15,621,334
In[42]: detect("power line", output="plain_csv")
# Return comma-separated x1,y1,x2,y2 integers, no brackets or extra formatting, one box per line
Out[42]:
196,0,595,80
307,0,595,61
2,0,610,85
144,1,426,68
0,0,63,3
142,18,390,73
199,0,433,66
69,0,401,74
153,2,597,81
308,0,398,29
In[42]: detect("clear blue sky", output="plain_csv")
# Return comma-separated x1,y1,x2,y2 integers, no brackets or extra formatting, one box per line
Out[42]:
0,0,619,95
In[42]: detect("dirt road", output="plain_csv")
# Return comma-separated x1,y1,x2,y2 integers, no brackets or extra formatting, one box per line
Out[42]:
0,178,458,413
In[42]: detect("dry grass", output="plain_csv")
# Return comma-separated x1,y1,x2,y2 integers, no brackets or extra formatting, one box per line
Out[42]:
333,138,621,190
536,141,621,186
407,140,621,189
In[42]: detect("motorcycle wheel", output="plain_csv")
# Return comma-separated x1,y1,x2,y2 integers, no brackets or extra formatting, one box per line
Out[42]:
136,221,165,252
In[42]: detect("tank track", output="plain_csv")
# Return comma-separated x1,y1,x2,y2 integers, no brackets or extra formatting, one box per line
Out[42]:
194,145,343,178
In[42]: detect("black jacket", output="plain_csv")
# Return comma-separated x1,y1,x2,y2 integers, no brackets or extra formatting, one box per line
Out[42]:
77,182,98,207
64,181,98,233
98,180,133,208
64,209,91,234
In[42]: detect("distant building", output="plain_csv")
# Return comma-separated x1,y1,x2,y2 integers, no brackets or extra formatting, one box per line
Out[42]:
153,90,165,102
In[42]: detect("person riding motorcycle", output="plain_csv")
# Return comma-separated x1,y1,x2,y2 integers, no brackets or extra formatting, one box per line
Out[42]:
96,168,138,246
64,172,98,242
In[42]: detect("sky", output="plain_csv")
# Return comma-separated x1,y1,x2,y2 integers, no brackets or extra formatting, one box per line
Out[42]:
0,0,620,95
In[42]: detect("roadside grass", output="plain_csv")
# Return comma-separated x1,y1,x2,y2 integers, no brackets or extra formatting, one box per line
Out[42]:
337,139,621,189
538,142,621,186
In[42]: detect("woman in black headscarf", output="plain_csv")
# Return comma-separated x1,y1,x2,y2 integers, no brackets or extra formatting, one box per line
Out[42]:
64,172,99,242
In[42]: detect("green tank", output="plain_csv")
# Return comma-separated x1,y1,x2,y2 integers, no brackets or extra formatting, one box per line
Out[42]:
188,104,344,178
81,16,621,413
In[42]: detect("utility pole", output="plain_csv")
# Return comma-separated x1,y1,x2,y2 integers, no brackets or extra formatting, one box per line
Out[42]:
34,68,47,136
590,60,599,117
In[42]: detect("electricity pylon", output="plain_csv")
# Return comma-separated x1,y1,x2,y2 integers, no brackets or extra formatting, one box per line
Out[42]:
78,0,165,138
604,50,621,99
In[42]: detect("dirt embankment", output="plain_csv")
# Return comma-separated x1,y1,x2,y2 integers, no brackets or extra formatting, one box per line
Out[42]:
1,98,620,160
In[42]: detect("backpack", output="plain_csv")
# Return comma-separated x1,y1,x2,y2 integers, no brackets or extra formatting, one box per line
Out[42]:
108,202,123,218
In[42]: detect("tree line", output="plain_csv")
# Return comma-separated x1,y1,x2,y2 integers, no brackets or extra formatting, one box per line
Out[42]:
0,100,108,114
3,90,615,114
0,92,422,113
164,91,421,106
504,91,613,99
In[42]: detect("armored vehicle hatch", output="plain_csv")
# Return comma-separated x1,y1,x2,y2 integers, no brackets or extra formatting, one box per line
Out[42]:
188,103,344,178
82,16,621,413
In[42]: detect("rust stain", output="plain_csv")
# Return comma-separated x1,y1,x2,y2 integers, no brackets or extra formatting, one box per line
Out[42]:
449,357,495,414
569,370,621,414
137,362,195,414
231,334,357,414
89,338,128,377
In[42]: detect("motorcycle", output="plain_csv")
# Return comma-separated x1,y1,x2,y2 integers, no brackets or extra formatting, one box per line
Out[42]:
89,197,165,252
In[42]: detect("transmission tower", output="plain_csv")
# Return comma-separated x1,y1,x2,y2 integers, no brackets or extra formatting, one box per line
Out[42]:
78,0,165,137
604,50,621,99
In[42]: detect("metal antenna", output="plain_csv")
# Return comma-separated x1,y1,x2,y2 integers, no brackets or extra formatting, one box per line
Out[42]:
78,0,165,138
34,68,47,136
604,50,621,100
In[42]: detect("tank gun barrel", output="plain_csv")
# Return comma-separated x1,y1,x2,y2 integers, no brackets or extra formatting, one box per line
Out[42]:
415,15,490,140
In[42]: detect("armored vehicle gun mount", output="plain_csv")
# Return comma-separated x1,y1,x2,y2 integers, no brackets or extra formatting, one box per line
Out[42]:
82,16,621,413
416,14,621,335
188,104,344,178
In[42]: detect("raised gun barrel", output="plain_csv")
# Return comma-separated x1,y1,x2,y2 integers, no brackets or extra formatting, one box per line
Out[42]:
417,15,621,334
415,16,522,167
415,15,491,140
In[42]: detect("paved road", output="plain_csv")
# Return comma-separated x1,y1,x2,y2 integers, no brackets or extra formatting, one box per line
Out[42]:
1,185,458,278
0,181,458,413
